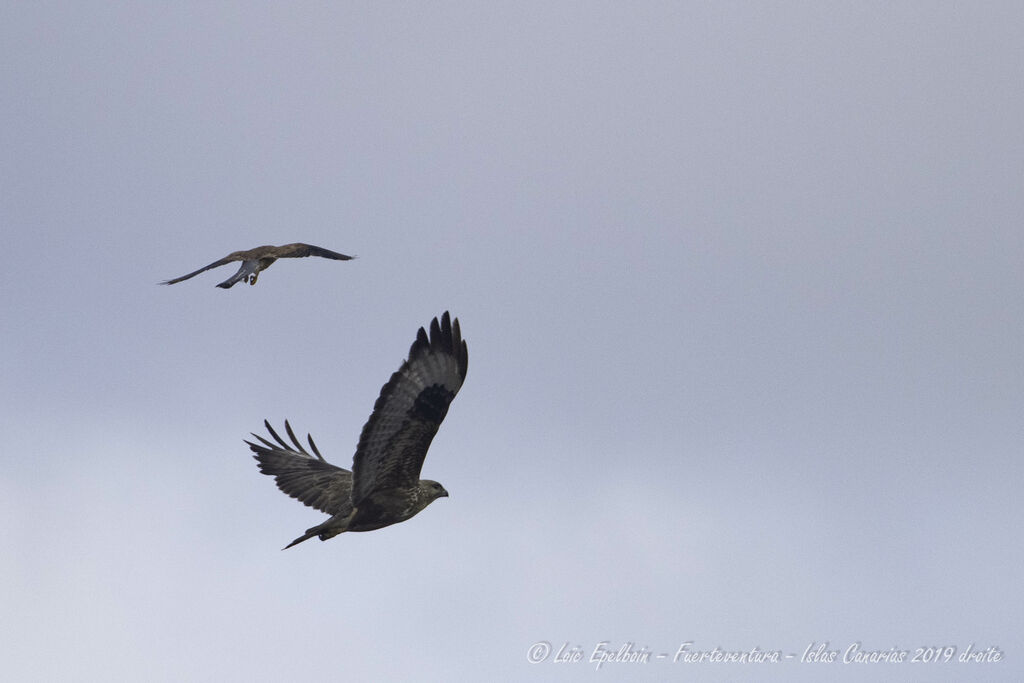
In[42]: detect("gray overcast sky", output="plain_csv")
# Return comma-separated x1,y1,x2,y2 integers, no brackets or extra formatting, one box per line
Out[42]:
2,2,1021,681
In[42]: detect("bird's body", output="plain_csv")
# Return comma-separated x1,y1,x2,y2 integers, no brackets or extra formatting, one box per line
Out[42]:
160,242,354,288
247,312,468,549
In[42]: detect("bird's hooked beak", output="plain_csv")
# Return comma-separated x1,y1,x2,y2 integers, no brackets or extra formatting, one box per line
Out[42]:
440,487,449,498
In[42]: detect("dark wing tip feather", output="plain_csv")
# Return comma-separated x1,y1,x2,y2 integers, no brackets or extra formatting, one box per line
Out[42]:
307,433,323,459
253,419,325,462
420,311,468,380
262,419,289,450
402,313,470,381
405,312,469,380
410,326,429,358
430,315,444,347
283,420,307,454
410,312,455,355
290,243,356,261
248,432,279,450
450,315,468,380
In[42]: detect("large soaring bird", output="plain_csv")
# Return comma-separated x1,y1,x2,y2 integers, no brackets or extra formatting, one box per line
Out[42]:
248,312,468,549
160,243,354,288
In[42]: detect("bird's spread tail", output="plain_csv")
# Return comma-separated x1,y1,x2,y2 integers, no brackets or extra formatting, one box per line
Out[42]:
216,260,260,288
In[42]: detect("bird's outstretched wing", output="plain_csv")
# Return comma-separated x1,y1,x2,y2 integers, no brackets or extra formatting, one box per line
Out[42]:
351,312,468,505
247,420,354,516
273,243,355,261
159,253,242,285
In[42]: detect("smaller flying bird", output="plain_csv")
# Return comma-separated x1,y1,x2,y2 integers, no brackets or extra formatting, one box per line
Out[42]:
248,312,468,549
160,243,354,288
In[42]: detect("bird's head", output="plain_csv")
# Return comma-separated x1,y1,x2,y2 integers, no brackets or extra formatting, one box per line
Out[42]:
421,479,449,502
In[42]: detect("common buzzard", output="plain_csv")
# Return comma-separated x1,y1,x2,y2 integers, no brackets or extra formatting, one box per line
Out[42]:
160,243,354,288
248,312,468,549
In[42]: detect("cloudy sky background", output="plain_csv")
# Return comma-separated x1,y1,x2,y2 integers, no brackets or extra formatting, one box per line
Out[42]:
2,3,1021,681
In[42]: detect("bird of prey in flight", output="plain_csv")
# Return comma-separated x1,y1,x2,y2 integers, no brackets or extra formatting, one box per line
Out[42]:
160,243,354,288
247,312,468,549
